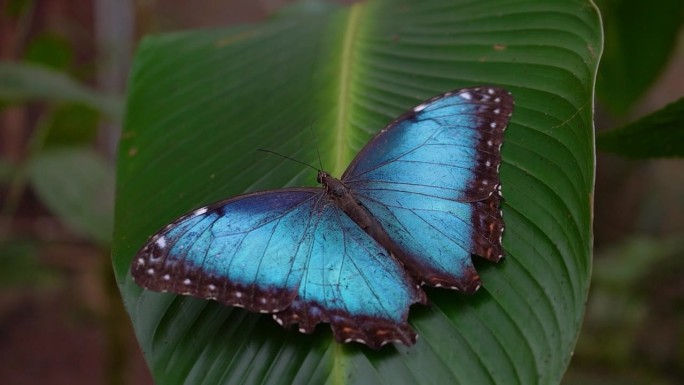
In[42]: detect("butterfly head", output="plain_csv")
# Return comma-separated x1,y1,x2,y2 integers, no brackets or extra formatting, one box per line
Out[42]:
318,171,348,198
316,170,329,185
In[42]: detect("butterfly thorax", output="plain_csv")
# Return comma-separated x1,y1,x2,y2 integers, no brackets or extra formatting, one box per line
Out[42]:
318,170,393,248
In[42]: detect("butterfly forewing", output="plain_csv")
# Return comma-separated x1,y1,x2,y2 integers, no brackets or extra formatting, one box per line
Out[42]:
132,189,320,312
343,87,513,291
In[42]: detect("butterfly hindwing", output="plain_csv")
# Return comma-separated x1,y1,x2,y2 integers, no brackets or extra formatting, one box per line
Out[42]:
132,189,425,348
273,199,425,347
343,87,513,292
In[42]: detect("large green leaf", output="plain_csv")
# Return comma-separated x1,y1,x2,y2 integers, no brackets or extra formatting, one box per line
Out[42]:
114,1,600,384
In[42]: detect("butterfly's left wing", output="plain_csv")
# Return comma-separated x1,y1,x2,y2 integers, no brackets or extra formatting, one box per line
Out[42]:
132,188,425,348
342,87,513,292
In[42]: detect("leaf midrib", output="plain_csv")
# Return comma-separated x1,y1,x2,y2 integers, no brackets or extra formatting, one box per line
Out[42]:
331,3,365,385
332,3,363,177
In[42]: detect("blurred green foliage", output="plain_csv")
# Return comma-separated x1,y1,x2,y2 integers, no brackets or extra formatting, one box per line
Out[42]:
597,97,684,158
0,62,122,120
24,33,74,71
595,0,684,115
0,240,61,288
565,238,684,384
44,105,100,148
564,0,684,383
27,148,115,246
4,0,32,17
0,61,119,246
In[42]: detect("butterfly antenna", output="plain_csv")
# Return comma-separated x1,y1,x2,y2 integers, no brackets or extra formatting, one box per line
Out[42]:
308,124,324,171
257,149,319,172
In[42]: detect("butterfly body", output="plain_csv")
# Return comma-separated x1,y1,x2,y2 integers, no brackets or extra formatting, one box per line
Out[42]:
318,171,395,250
132,87,514,349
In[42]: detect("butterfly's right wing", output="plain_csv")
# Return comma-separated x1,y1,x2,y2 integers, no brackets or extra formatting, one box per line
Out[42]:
342,87,513,292
132,188,425,348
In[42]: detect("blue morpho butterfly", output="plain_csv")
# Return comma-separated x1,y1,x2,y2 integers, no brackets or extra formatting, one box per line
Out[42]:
132,87,514,349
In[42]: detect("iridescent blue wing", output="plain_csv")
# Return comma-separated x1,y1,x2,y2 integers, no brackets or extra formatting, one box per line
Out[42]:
342,87,513,292
131,189,425,348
